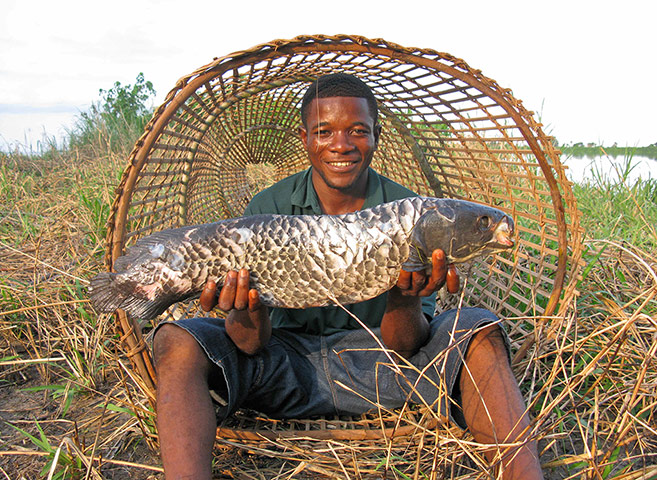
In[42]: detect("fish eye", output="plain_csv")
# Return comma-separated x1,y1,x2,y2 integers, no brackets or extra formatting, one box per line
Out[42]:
478,216,491,230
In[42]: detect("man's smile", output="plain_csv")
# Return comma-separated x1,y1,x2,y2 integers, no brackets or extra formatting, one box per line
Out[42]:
325,160,358,169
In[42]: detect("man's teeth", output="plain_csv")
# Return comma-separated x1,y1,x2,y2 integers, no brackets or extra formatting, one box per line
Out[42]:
330,162,352,167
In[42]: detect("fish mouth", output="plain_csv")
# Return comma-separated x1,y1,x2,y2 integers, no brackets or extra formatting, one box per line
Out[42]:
491,217,515,248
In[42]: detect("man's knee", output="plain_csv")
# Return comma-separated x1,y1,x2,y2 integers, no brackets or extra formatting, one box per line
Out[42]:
153,323,209,373
466,323,509,363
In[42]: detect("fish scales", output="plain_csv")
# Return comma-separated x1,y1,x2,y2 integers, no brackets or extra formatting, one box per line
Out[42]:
89,197,515,321
232,210,408,307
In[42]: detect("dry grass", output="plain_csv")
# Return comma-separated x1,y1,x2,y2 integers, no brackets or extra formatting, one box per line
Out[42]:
0,146,162,479
0,144,655,479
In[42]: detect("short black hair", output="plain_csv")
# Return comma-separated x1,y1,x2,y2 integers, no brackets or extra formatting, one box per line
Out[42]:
300,73,378,126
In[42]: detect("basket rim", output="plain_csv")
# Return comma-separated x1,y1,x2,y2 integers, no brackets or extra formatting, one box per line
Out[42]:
103,34,583,409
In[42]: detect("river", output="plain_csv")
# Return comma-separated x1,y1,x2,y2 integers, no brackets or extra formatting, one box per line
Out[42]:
560,154,656,185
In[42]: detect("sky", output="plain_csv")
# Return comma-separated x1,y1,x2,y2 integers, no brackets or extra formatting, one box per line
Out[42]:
1,0,655,152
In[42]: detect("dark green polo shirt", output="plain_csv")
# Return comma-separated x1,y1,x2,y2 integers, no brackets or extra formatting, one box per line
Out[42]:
244,167,435,335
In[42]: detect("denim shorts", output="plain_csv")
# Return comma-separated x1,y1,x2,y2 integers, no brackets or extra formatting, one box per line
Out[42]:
154,307,507,428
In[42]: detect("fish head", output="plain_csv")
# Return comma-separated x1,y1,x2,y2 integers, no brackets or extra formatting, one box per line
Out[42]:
406,200,515,270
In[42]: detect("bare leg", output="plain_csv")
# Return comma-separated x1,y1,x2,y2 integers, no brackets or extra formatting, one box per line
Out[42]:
153,324,217,480
460,325,544,480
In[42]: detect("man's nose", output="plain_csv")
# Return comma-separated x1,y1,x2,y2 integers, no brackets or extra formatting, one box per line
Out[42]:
328,131,353,152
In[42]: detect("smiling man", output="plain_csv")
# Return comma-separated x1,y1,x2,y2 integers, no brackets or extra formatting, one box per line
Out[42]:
300,92,380,211
153,73,544,479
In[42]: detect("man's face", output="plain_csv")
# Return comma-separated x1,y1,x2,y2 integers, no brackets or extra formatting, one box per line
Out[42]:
299,96,380,194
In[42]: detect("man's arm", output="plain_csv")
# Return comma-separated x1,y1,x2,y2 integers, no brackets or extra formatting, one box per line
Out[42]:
380,249,459,358
199,269,271,355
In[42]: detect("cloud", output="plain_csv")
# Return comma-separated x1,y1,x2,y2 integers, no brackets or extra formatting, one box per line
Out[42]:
0,103,81,114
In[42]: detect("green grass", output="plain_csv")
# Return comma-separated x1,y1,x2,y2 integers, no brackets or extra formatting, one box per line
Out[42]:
560,143,657,159
9,421,84,479
0,76,159,479
573,156,657,252
2,141,655,478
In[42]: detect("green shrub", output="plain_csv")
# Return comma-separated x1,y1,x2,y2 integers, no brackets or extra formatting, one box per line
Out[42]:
68,72,156,153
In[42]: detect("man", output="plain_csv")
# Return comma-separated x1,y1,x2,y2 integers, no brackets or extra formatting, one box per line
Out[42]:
153,73,544,479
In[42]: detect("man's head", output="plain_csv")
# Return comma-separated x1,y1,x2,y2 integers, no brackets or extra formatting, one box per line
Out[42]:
300,73,378,127
298,74,381,203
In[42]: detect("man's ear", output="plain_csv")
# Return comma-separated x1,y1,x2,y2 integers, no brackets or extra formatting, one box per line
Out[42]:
298,125,308,149
373,124,382,146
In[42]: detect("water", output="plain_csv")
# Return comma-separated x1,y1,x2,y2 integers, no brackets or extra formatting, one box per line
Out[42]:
561,155,656,184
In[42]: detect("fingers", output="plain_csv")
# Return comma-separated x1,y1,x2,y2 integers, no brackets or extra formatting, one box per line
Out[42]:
397,249,460,297
234,269,250,310
413,249,446,297
248,288,262,313
446,264,460,293
212,269,262,313
396,269,429,295
217,271,236,311
397,269,412,291
199,279,218,312
424,249,448,292
218,269,250,311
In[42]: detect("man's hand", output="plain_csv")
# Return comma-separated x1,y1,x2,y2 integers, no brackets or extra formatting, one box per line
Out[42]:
396,249,460,297
199,269,271,355
381,250,458,358
200,269,263,313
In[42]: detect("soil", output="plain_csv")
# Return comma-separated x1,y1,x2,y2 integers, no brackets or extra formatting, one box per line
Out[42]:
0,367,162,479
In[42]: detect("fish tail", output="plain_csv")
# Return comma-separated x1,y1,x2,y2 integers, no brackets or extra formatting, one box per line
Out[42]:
89,272,173,321
89,272,127,313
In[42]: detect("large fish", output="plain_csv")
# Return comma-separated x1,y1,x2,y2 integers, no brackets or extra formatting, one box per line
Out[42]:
90,197,514,320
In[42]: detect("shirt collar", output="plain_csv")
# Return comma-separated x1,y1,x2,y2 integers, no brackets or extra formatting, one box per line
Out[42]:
290,168,322,214
290,167,384,214
362,168,385,209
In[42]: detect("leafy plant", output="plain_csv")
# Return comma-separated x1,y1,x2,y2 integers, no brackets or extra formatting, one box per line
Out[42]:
23,382,82,417
68,72,156,152
573,154,657,252
560,143,657,160
96,72,156,126
9,421,83,479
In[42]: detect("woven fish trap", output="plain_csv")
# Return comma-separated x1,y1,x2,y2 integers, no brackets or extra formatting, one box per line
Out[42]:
104,35,584,460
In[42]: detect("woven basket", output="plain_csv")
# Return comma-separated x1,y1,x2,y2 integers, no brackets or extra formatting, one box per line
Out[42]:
105,35,583,454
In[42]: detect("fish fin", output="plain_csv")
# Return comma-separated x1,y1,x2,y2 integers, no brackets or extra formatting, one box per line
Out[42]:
113,234,169,271
402,244,432,272
115,294,177,321
402,212,433,272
